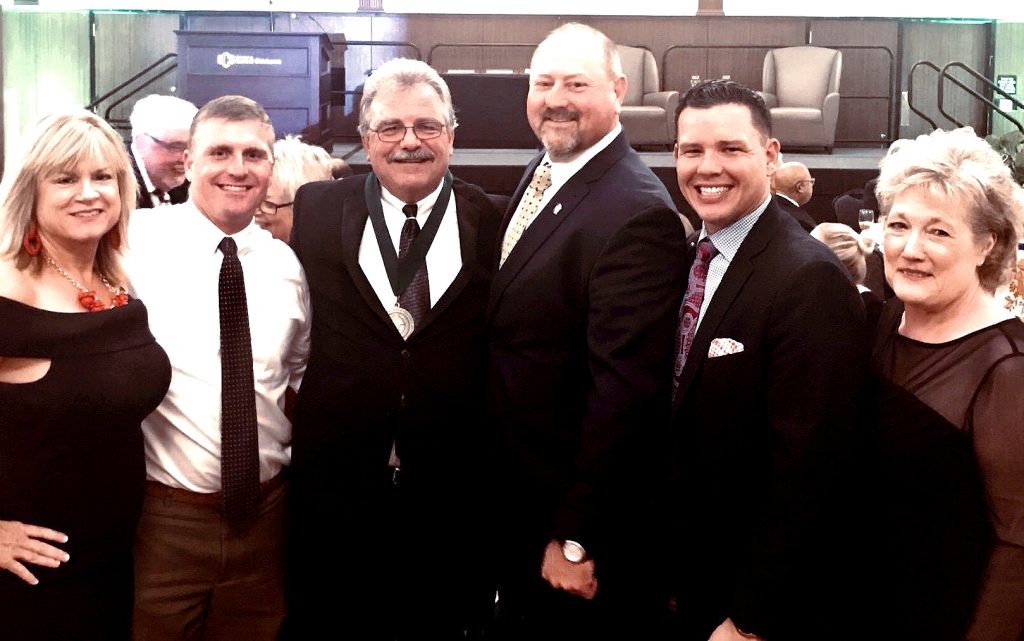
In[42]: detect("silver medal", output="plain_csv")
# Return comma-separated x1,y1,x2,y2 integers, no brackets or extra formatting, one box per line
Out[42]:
389,305,415,340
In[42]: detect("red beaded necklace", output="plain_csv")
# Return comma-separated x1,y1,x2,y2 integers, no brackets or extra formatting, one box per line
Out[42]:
43,253,130,312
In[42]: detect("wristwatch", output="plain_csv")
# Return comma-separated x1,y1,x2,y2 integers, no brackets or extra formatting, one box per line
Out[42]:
561,539,587,563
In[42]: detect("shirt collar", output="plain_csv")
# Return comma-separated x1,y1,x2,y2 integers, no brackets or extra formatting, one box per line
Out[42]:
545,123,622,184
380,179,445,220
699,194,772,263
180,200,264,256
776,192,799,207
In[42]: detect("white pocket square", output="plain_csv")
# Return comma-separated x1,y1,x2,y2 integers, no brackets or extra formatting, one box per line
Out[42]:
708,338,744,358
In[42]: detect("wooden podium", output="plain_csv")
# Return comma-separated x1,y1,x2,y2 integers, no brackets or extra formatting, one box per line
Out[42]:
176,31,332,144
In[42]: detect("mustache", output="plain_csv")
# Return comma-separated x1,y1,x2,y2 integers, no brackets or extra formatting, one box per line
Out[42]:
541,107,580,121
387,149,435,162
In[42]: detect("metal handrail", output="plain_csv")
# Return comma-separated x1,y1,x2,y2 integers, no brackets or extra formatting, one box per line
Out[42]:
907,60,940,131
938,61,1024,133
660,44,895,144
85,53,178,120
331,40,421,103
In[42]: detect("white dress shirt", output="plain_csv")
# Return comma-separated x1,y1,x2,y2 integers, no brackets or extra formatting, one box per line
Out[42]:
359,180,462,311
126,202,311,492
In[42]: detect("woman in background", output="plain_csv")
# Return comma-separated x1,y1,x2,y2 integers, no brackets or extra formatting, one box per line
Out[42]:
256,136,347,242
872,126,1024,641
0,110,171,640
811,221,882,327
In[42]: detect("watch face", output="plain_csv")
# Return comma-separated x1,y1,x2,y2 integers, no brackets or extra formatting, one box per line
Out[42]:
562,540,586,563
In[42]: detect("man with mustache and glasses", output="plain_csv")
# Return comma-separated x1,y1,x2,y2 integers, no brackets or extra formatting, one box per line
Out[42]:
286,58,504,640
128,94,197,208
487,23,688,640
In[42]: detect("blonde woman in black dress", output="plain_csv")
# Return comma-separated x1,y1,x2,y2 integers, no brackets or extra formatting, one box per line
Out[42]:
0,110,171,640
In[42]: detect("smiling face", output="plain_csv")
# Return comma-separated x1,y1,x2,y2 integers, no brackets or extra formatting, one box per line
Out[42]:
362,83,454,204
35,155,121,255
884,187,995,315
185,117,274,234
674,103,779,234
526,32,625,162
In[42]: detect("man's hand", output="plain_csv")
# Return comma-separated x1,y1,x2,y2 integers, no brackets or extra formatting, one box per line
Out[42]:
709,617,763,641
540,539,598,599
0,520,69,585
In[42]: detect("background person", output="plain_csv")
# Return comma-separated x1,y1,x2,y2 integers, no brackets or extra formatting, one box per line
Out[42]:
128,94,198,208
255,136,337,242
811,222,882,326
0,109,171,640
871,126,1024,641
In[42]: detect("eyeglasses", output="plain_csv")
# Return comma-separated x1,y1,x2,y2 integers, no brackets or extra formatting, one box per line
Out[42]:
369,121,446,143
799,178,816,186
258,199,294,216
146,133,188,154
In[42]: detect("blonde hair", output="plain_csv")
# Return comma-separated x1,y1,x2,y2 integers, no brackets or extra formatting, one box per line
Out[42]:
0,109,136,286
811,222,875,286
876,126,1024,292
270,136,335,202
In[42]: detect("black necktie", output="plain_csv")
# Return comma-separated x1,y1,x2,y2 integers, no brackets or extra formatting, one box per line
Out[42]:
152,189,167,206
397,203,430,330
218,237,259,519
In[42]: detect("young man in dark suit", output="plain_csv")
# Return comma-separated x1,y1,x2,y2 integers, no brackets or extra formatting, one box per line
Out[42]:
669,80,866,641
287,58,502,640
488,23,689,640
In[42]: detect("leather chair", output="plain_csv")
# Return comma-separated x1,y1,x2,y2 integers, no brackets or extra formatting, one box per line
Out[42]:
760,46,842,153
617,45,679,148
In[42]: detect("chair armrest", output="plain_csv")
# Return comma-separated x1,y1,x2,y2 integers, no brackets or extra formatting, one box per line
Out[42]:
758,91,778,109
643,90,679,110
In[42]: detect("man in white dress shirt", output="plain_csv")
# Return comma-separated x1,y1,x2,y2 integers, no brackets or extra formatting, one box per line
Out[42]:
127,95,310,641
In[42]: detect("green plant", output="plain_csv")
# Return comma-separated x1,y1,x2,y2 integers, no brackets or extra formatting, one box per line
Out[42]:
985,129,1024,185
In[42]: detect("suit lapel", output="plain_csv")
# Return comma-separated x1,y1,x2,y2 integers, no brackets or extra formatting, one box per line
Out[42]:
340,177,396,333
420,183,481,327
488,133,631,317
673,203,782,402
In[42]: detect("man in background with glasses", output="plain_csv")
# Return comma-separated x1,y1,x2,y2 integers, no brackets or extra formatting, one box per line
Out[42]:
286,57,504,640
770,160,817,232
128,94,197,209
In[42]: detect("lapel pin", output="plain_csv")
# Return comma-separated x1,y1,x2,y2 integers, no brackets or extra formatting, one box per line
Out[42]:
553,203,563,215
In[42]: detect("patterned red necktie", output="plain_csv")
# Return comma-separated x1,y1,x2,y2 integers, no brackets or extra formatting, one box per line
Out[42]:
673,238,718,400
218,236,260,519
397,203,430,329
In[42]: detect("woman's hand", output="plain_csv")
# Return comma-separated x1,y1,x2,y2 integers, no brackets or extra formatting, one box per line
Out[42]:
0,520,69,585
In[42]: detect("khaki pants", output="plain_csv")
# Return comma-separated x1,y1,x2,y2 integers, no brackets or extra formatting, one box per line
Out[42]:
131,479,287,641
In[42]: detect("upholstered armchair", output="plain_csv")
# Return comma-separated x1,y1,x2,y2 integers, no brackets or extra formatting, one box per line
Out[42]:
617,45,679,148
760,46,842,152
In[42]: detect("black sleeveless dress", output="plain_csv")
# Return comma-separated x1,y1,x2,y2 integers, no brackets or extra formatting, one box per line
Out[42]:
0,296,171,641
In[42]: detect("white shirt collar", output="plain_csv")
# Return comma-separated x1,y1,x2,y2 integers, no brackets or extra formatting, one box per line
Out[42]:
545,123,622,187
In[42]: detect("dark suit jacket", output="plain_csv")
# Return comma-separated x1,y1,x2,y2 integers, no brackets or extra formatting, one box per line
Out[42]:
487,132,689,594
129,152,188,209
772,193,817,232
669,201,866,640
287,173,502,633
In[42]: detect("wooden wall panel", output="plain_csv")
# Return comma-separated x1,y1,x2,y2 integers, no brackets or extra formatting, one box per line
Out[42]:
1,10,90,161
992,21,1024,137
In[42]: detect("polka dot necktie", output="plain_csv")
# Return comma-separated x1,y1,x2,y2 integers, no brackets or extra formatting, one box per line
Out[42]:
218,237,259,519
673,238,718,402
397,203,430,330
500,161,552,267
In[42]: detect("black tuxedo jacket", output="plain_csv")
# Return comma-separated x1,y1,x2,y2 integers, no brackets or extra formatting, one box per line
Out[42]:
130,152,188,209
669,200,866,640
487,132,689,587
772,193,817,232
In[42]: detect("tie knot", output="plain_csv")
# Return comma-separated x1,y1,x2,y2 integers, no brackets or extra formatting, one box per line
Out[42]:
219,237,238,256
531,162,552,192
402,203,418,219
696,238,718,263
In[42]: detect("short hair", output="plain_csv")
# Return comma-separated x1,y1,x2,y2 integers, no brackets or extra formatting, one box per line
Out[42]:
0,109,137,286
270,136,335,202
876,126,1024,292
190,95,275,149
677,79,773,140
532,22,623,80
129,94,198,139
358,58,457,136
811,222,874,286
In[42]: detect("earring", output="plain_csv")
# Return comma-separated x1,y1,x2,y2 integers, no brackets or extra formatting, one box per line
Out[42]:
22,224,42,256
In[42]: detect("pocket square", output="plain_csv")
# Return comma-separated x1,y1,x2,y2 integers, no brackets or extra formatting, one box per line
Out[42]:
708,338,744,358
